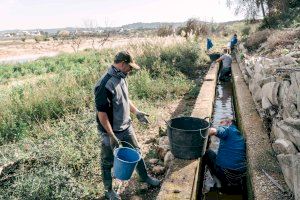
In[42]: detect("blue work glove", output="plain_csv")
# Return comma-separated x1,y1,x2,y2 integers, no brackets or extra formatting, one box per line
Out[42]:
136,110,150,124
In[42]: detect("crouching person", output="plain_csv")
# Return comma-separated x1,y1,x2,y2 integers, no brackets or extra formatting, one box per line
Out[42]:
203,118,246,189
94,51,160,200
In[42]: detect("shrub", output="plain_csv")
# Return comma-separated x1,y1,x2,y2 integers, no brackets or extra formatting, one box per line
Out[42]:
244,29,271,51
157,25,174,37
241,26,251,37
267,29,300,50
34,36,43,43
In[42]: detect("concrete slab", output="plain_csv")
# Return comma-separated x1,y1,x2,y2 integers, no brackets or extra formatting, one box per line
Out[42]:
157,64,219,200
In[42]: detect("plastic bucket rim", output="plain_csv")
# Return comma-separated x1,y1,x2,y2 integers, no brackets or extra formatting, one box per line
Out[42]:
113,147,141,164
167,116,210,132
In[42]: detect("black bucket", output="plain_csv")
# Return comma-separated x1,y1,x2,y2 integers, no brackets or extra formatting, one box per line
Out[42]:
208,53,221,62
167,117,210,160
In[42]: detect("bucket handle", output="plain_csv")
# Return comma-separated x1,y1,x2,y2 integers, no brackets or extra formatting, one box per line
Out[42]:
199,117,211,139
119,140,135,149
116,141,141,155
113,140,142,160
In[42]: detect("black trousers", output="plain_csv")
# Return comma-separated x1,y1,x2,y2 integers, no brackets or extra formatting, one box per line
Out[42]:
100,125,149,190
203,149,245,187
219,67,231,82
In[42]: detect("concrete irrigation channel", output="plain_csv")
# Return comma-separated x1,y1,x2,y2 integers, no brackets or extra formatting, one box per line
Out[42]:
157,55,290,200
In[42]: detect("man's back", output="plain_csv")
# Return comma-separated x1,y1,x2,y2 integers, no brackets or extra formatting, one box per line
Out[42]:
216,125,246,172
220,54,232,68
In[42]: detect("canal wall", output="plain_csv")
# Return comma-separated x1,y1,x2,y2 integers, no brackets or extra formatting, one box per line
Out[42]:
235,44,299,199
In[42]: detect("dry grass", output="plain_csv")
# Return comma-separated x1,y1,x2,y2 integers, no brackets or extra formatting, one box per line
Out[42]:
244,29,272,51
267,29,300,50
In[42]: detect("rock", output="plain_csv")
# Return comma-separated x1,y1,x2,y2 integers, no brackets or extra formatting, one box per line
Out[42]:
164,151,174,168
277,120,300,149
261,82,280,106
159,126,167,137
253,69,264,84
130,195,143,200
243,74,249,84
156,145,170,160
277,154,294,192
279,56,297,65
252,85,262,102
139,183,148,191
272,121,290,140
272,139,298,155
292,154,300,200
257,77,276,87
152,165,165,175
144,137,157,144
283,117,300,129
279,81,291,104
148,158,159,165
159,136,169,146
245,66,254,78
283,103,300,119
277,153,300,198
287,51,300,58
262,96,272,110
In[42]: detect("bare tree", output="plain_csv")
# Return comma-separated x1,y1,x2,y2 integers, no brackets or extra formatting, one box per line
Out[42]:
83,19,111,50
70,32,82,53
226,0,260,20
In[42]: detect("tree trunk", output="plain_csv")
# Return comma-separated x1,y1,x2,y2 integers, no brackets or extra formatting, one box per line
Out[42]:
260,0,266,18
280,0,288,13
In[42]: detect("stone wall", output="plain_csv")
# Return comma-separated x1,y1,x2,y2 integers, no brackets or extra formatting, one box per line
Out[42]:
236,44,300,199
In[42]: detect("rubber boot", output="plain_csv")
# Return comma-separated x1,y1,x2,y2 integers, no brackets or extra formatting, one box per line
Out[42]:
104,189,121,200
136,158,160,187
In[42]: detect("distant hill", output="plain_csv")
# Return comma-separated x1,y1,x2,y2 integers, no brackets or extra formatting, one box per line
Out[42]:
121,22,185,29
0,20,249,35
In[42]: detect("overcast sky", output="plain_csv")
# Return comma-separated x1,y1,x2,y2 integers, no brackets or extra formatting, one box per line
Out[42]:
0,0,244,31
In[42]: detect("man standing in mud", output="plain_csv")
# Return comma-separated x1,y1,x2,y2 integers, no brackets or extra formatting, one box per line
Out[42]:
215,48,232,82
94,51,160,199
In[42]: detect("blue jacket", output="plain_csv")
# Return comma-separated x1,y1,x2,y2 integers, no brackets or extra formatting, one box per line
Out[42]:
230,36,238,48
207,38,213,50
216,125,246,172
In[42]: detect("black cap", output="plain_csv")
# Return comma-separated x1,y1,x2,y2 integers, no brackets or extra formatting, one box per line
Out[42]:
114,51,140,69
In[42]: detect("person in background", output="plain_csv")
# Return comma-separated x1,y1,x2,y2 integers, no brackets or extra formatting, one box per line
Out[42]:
230,34,238,53
207,38,214,52
203,118,246,188
94,51,160,200
215,48,232,82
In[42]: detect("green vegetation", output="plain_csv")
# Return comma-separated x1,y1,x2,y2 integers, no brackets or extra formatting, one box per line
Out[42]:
0,39,208,199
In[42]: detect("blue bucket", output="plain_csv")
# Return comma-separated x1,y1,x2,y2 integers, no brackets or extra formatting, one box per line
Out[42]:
113,147,141,180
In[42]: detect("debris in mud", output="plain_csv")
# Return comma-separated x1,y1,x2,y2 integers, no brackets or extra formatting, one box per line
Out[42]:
148,158,159,165
152,165,165,175
164,151,174,168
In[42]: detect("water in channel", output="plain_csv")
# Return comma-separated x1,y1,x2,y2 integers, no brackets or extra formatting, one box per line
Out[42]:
202,81,246,200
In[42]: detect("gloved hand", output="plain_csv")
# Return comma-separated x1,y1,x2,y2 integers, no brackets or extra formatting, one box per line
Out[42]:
109,135,121,149
136,110,150,124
